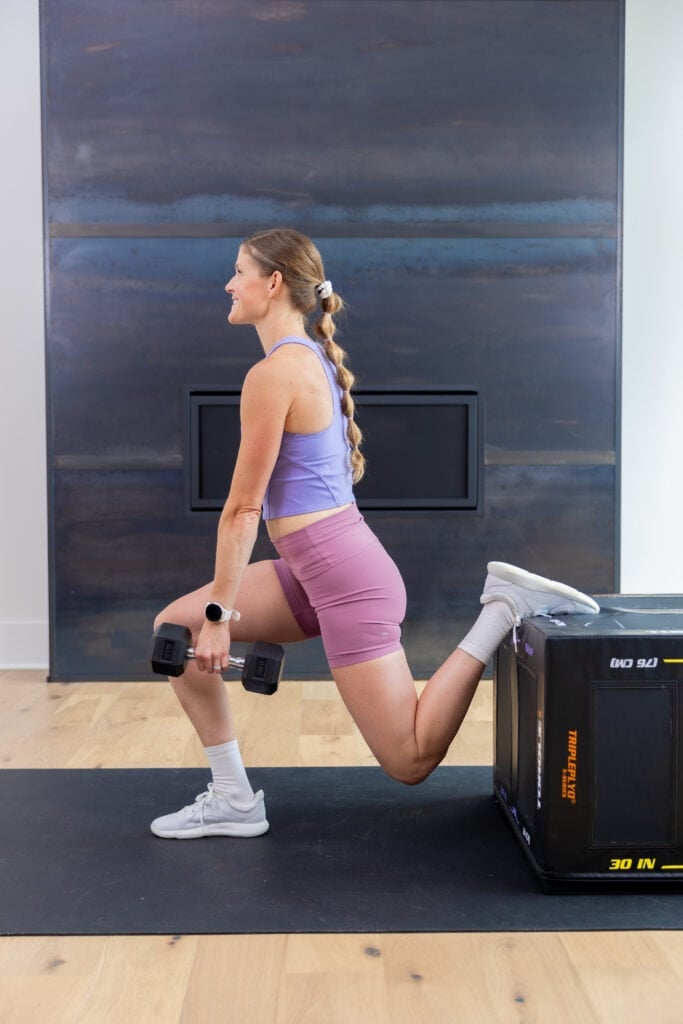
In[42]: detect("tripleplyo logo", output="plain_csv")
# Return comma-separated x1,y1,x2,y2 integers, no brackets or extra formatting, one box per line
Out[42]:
561,730,578,805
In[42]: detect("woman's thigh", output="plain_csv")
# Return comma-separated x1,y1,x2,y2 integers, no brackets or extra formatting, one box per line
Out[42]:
154,560,310,645
331,649,424,778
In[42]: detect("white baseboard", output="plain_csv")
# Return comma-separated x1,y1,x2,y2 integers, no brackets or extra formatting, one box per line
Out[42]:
0,619,49,669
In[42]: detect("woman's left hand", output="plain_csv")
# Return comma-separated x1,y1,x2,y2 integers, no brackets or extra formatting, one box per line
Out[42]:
194,621,232,674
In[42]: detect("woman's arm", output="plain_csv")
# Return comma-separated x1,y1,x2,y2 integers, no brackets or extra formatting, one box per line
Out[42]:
193,357,292,672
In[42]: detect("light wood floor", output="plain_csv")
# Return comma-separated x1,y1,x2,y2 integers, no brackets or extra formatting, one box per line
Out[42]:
1,669,682,1023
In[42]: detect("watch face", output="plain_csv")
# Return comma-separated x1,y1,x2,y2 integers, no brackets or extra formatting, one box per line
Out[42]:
205,602,223,622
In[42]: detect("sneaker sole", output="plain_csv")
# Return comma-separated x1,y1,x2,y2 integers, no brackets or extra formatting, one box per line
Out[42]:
487,561,600,614
150,819,270,839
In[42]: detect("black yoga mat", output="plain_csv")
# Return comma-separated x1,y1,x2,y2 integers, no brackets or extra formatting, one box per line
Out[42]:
1,767,682,936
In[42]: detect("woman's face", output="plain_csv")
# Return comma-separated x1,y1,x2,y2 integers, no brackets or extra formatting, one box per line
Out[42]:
224,246,273,325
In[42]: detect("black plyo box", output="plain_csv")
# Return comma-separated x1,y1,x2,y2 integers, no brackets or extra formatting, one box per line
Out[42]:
493,595,683,892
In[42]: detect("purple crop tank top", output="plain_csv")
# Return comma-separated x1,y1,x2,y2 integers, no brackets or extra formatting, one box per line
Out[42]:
261,336,355,521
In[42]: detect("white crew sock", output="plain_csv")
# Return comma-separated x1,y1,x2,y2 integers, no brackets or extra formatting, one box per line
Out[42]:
457,600,517,665
205,740,255,805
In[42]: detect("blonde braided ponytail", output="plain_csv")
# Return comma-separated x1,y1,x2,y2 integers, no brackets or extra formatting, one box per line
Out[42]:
243,227,366,483
313,295,365,483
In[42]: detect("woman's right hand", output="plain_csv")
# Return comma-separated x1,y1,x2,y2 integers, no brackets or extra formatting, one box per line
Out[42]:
194,620,231,674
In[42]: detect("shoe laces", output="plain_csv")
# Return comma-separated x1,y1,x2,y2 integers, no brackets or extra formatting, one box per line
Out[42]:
194,783,216,802
191,784,219,823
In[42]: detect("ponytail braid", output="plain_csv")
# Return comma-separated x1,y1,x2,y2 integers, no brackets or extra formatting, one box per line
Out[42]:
314,295,366,484
242,227,365,482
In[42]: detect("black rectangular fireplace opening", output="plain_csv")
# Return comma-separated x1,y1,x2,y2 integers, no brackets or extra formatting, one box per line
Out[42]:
187,389,480,513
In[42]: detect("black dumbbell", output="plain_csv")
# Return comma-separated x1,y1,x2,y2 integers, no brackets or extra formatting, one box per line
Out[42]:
150,622,285,695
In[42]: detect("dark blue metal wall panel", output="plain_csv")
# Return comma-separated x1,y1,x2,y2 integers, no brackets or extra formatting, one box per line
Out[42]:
49,236,616,457
44,1,620,218
42,0,623,680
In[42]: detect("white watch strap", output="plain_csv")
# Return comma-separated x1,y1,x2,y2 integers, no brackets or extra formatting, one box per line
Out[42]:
205,602,241,623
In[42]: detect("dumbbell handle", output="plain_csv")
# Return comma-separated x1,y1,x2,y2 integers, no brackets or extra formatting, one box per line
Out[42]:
185,648,245,671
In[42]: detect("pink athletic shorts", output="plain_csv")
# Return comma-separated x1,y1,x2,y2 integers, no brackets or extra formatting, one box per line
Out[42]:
271,504,407,668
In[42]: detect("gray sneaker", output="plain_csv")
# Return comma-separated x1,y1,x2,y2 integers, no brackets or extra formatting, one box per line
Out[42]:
150,783,269,839
482,561,600,625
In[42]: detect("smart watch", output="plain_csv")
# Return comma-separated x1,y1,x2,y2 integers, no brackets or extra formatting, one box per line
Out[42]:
204,602,241,623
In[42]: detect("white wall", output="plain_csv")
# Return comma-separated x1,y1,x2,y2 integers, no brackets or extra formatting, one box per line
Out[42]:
0,1,48,668
621,0,683,592
0,0,680,669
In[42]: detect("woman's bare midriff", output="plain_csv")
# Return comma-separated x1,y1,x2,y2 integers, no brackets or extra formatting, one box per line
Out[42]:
266,503,353,541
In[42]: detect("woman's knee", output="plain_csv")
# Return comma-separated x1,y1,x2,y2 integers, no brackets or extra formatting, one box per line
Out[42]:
153,583,212,636
381,752,440,787
153,603,177,635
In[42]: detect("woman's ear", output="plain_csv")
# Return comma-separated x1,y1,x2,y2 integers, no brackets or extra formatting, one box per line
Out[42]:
269,270,283,295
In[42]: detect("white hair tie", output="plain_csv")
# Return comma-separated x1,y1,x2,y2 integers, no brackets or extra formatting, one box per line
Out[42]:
316,280,333,299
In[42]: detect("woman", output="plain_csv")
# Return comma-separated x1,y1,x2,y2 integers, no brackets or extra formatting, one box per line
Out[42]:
151,227,598,839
